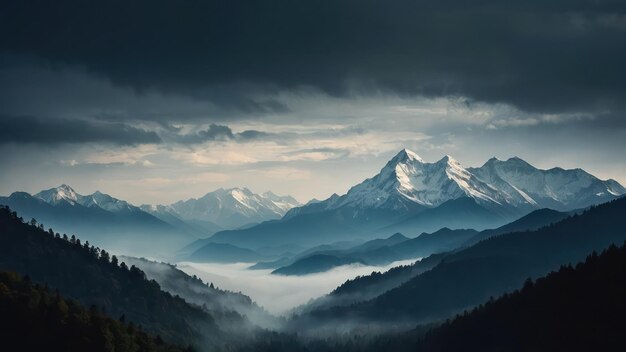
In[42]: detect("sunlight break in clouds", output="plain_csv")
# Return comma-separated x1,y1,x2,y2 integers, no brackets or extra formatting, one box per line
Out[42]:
177,259,419,315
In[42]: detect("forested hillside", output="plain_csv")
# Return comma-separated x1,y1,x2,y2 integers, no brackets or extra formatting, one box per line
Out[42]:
413,243,626,351
0,206,236,348
0,271,187,352
296,197,626,326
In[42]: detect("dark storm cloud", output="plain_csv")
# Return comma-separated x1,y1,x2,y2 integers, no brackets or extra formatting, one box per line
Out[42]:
1,0,626,116
237,130,270,140
173,124,269,144
198,124,234,141
0,116,161,145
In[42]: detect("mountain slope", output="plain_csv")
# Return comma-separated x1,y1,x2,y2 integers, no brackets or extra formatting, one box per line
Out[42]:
464,208,571,246
208,207,391,249
378,228,478,262
383,197,510,235
298,196,626,327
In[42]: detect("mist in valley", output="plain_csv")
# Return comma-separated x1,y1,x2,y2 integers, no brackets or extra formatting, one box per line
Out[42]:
177,259,419,315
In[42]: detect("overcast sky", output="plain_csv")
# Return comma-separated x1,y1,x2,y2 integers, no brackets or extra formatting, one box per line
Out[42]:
1,0,625,204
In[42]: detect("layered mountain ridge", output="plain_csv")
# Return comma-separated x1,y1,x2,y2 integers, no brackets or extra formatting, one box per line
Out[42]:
210,149,625,249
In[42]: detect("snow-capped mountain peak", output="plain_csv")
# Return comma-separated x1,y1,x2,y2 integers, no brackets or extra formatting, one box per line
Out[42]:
158,187,302,229
396,148,424,163
262,191,301,212
333,150,504,210
86,191,135,212
35,184,81,205
34,185,137,212
292,149,626,217
469,156,626,210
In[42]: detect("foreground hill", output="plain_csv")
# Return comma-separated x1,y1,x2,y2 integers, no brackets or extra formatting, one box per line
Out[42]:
294,196,626,328
0,206,244,348
0,271,186,352
411,243,626,352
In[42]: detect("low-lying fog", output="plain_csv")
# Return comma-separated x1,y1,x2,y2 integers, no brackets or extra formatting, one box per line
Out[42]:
177,259,418,315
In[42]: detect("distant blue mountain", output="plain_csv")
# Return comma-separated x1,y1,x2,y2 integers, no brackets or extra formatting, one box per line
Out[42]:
271,228,477,276
0,185,196,257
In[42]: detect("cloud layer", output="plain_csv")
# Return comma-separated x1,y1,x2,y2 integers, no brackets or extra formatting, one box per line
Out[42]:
0,116,160,145
2,0,626,115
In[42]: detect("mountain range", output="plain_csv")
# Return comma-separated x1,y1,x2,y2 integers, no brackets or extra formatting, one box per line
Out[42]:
0,185,301,257
142,187,301,230
207,149,625,250
1,149,623,259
